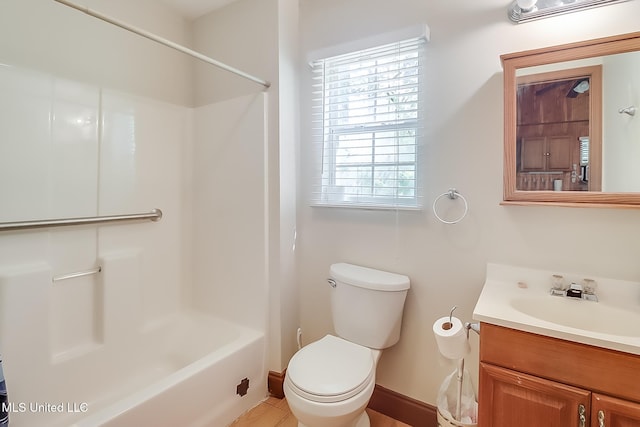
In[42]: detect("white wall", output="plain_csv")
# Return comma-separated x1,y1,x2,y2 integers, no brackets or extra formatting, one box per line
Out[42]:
297,0,640,405
191,93,268,331
192,0,300,372
0,0,193,106
602,52,640,191
192,0,278,107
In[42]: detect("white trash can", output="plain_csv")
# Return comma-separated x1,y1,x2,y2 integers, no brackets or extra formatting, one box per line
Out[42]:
436,368,477,427
437,408,477,427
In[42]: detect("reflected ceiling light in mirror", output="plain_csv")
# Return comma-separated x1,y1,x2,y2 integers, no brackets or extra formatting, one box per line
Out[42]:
572,80,590,94
508,0,630,23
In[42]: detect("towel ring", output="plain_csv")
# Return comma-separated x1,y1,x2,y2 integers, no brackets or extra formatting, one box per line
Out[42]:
432,188,468,224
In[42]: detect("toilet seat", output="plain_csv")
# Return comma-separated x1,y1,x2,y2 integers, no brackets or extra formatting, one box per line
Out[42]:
286,335,375,404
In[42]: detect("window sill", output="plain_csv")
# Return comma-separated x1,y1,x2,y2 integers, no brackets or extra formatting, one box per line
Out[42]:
309,202,423,211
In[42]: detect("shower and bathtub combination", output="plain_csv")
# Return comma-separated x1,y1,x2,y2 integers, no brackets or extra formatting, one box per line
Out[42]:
0,1,271,426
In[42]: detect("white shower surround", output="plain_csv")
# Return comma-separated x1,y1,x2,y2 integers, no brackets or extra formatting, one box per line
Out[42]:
0,61,269,426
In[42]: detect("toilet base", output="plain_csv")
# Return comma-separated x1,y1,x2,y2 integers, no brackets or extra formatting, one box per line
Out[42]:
284,338,379,427
298,410,370,427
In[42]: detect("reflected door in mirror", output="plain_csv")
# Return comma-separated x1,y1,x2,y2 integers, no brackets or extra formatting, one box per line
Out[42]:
515,67,600,192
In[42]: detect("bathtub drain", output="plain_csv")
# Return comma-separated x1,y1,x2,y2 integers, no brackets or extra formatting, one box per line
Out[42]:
236,378,250,397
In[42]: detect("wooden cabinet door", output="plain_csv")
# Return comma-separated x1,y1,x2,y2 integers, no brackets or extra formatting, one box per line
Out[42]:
520,137,546,171
547,135,573,170
520,136,573,172
592,394,640,427
479,363,591,427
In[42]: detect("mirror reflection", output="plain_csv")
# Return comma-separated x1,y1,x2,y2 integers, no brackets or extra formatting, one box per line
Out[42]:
514,50,640,193
516,66,598,191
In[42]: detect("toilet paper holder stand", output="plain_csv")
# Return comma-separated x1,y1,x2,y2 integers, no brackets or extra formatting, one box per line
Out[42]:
447,306,480,338
465,322,480,336
446,306,480,423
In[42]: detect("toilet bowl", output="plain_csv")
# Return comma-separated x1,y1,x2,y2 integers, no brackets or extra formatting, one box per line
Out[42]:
284,263,410,427
284,335,381,427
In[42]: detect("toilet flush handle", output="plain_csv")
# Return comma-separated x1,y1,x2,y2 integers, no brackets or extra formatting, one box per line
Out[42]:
327,279,337,288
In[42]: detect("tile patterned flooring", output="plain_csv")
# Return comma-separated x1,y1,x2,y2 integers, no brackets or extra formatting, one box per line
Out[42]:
230,397,411,427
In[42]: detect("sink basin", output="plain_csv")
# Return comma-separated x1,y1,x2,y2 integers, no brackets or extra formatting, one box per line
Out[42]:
510,296,639,337
474,263,640,355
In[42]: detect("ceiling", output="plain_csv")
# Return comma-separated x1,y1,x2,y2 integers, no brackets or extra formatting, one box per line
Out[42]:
159,0,238,19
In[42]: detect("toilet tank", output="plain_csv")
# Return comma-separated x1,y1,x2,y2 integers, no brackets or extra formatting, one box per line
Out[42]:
329,263,410,350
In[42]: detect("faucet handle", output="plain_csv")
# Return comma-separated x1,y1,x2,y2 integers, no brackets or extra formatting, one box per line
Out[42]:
582,278,597,294
550,274,566,296
582,278,598,301
551,274,566,291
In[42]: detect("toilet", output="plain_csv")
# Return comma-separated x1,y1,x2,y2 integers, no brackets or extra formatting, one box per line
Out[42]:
284,263,410,427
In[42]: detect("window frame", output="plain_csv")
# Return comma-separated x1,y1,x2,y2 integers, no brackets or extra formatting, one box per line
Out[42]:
310,37,426,210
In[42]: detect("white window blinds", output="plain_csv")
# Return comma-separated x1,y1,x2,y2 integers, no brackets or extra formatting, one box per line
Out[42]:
579,136,589,166
310,37,425,209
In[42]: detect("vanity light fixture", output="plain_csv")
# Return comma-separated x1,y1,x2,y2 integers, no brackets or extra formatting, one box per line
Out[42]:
508,0,630,23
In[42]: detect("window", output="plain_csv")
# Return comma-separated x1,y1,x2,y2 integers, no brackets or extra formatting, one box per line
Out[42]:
579,136,589,166
310,37,425,209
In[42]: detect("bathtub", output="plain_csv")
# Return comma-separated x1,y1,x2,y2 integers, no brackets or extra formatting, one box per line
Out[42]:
4,310,266,427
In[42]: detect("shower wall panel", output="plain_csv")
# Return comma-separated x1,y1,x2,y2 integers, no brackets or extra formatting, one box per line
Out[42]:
0,64,190,384
191,93,268,332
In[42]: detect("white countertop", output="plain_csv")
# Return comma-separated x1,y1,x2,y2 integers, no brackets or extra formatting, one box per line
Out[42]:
473,263,640,355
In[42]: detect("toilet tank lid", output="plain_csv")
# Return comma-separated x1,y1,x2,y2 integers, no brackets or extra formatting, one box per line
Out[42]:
330,263,410,291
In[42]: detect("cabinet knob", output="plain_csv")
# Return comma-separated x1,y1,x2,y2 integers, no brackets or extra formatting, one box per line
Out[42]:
598,410,605,427
578,404,586,427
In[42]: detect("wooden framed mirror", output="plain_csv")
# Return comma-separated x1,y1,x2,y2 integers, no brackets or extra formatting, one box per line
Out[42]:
502,32,640,207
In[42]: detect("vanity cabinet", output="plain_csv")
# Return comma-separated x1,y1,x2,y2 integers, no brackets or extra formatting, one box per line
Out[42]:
478,323,640,427
480,363,589,426
520,135,573,172
592,394,640,427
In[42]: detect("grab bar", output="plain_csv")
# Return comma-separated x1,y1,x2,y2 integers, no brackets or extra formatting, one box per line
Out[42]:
53,266,102,282
0,208,162,232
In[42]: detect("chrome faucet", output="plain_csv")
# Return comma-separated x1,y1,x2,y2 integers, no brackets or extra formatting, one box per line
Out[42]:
550,275,598,302
566,283,585,299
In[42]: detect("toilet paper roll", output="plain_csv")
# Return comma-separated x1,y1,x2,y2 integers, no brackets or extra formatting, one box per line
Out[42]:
433,316,470,360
